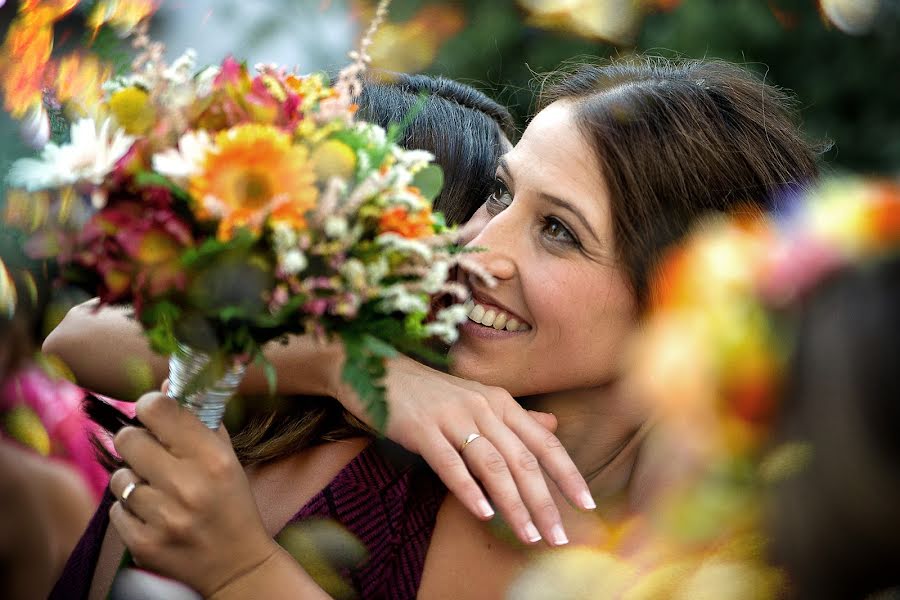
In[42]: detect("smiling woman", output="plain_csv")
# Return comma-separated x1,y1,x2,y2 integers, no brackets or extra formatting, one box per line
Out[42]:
452,101,637,396
48,58,823,600
453,58,819,399
419,56,822,598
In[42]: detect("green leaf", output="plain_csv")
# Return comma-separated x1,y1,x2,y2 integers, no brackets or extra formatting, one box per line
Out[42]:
340,332,389,432
134,171,191,201
386,92,428,143
361,334,398,359
431,210,447,232
254,352,279,397
411,165,444,202
140,301,181,355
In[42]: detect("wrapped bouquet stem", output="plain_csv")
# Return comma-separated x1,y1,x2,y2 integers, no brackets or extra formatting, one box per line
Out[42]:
166,343,247,430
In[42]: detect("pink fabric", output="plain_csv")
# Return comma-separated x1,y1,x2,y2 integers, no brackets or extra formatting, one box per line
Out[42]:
0,365,133,500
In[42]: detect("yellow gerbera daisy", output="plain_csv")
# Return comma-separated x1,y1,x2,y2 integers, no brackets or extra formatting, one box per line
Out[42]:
189,124,318,241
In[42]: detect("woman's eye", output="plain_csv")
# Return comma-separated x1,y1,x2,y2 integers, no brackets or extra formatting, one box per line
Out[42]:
486,178,512,215
542,217,578,246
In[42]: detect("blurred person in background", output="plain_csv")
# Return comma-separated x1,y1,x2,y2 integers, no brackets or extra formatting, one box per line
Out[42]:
0,253,96,600
770,252,900,599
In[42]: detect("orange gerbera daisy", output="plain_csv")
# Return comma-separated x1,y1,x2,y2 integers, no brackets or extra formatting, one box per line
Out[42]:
0,22,52,117
189,124,318,241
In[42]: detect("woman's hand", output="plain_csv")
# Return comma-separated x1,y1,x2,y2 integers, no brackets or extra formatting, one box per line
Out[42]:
330,355,595,547
108,392,280,597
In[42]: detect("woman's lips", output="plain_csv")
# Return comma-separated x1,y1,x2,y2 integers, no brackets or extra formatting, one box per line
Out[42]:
460,294,532,341
466,291,531,331
459,316,528,340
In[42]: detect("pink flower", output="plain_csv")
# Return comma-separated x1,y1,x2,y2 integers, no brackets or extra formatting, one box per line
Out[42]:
214,56,244,89
304,297,329,316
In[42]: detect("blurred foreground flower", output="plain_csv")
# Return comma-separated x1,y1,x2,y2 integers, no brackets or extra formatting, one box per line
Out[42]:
511,179,900,600
356,1,465,74
818,0,882,34
517,0,681,46
278,519,368,600
0,0,158,122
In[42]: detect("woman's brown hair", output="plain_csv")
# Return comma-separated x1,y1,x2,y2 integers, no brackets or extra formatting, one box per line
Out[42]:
538,57,822,307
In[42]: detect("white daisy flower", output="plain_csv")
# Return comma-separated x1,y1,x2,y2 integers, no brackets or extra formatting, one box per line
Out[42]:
102,74,151,95
271,222,299,250
20,103,50,150
194,65,221,99
357,122,387,146
379,285,429,314
7,118,134,196
280,249,308,276
376,233,434,261
425,304,469,344
163,48,198,85
421,260,451,294
365,256,390,285
394,148,434,171
340,258,368,291
324,215,349,239
151,130,213,182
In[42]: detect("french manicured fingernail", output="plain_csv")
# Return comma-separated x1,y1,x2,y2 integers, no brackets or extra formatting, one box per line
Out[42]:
550,523,569,546
478,500,495,519
523,521,542,543
579,490,597,510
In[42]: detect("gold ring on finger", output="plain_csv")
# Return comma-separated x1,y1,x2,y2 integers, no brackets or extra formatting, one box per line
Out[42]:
121,480,140,511
460,432,483,453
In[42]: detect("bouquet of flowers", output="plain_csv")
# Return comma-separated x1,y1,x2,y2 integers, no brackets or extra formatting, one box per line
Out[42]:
5,13,468,429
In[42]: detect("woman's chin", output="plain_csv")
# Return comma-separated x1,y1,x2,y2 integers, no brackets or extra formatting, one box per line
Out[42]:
449,348,523,394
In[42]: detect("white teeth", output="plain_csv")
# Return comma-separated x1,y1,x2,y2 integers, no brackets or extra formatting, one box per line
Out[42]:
466,300,528,332
470,304,485,322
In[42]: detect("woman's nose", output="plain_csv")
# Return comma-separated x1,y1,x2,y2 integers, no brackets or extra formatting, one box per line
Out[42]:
465,212,518,282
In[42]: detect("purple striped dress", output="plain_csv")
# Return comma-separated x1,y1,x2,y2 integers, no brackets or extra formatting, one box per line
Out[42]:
50,441,447,599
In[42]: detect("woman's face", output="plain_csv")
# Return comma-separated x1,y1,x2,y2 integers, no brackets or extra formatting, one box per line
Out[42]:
449,101,638,397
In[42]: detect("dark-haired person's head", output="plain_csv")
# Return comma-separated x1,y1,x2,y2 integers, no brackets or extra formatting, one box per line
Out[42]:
358,74,515,225
770,254,900,600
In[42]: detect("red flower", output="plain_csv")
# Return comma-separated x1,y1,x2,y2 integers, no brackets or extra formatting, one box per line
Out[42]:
72,189,193,312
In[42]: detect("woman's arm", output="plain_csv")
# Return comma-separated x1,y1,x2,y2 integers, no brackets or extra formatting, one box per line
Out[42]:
42,299,340,400
328,355,595,546
208,547,331,600
46,301,594,545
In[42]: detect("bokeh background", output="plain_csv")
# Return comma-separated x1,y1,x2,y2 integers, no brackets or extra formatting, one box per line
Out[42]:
2,0,899,199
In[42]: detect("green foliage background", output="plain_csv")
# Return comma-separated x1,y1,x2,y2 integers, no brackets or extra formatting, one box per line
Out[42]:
392,0,899,174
